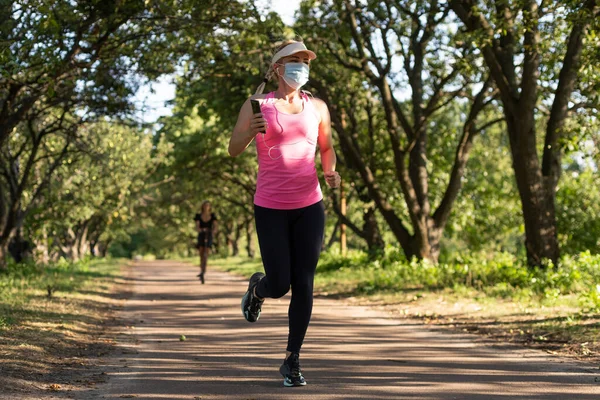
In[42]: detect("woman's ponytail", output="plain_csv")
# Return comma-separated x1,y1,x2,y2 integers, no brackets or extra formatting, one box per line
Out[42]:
254,69,275,95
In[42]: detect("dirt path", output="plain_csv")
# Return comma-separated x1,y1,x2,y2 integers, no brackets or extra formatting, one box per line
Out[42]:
79,260,598,400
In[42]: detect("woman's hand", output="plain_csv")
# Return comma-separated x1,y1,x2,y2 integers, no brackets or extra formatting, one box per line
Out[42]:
324,171,341,189
229,97,267,157
250,112,268,137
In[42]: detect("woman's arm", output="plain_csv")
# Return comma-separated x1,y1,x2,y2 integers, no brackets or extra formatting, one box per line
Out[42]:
228,97,268,157
195,220,201,232
315,99,341,189
212,220,218,236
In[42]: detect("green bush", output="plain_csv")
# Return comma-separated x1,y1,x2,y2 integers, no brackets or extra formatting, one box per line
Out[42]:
316,248,600,303
556,169,600,255
580,285,600,312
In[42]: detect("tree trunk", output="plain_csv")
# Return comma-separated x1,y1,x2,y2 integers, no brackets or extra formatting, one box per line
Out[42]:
213,232,221,254
403,227,442,263
448,0,596,267
0,214,17,267
232,222,241,256
35,226,50,264
90,240,97,257
0,204,22,264
61,227,79,261
0,242,7,271
245,218,255,258
223,221,235,256
363,206,384,254
323,218,342,250
76,222,90,260
8,229,32,263
310,1,495,264
99,240,110,258
508,120,559,265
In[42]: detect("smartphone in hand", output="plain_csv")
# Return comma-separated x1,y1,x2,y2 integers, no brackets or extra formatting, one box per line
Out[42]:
250,99,261,115
250,99,264,134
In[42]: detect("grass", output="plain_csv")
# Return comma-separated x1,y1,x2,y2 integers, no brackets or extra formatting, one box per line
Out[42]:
211,250,600,362
0,258,120,327
0,257,124,394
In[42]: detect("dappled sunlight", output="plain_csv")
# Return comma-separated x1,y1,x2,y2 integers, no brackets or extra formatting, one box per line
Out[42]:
69,261,600,400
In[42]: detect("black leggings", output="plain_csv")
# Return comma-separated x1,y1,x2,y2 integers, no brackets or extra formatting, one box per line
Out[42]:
254,200,325,354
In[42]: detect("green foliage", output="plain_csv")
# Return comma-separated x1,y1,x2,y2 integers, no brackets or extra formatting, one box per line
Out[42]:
442,113,523,256
2,0,155,130
317,249,371,273
4,1,599,269
556,165,600,254
111,1,278,258
213,248,600,317
19,121,158,261
316,248,600,305
1,0,265,266
580,284,600,313
115,98,259,258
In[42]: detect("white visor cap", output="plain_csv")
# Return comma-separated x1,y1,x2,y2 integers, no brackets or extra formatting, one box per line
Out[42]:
271,42,317,65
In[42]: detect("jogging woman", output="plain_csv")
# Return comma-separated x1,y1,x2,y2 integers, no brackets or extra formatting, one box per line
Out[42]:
194,200,218,284
228,39,340,387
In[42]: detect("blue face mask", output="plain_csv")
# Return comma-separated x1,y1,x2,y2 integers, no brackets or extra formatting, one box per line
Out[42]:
280,62,310,90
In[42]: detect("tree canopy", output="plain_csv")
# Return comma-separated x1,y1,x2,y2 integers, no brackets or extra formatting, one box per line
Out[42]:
1,0,599,269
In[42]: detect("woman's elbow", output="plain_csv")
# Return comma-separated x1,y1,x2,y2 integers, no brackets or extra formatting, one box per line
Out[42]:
321,146,335,157
228,141,240,157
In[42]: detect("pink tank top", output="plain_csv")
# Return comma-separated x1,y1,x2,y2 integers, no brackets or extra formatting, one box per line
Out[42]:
254,92,323,210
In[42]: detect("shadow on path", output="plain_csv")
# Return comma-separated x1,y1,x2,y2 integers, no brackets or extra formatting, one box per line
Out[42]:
79,260,599,400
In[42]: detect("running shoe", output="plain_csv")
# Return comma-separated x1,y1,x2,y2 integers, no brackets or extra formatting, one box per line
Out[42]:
241,272,265,322
279,352,306,387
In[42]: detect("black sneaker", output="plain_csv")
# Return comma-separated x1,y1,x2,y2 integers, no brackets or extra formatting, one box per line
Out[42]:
279,353,306,387
241,272,265,322
199,273,205,284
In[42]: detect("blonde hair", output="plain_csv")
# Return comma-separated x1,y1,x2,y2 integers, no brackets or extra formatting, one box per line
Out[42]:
254,39,304,95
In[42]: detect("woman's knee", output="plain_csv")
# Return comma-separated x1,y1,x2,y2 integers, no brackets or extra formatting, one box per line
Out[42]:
269,283,290,299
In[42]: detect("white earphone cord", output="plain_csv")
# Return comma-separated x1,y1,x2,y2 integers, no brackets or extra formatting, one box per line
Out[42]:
261,126,306,160
259,98,309,160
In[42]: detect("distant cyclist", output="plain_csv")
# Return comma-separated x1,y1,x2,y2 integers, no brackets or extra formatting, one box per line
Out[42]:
228,39,340,387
